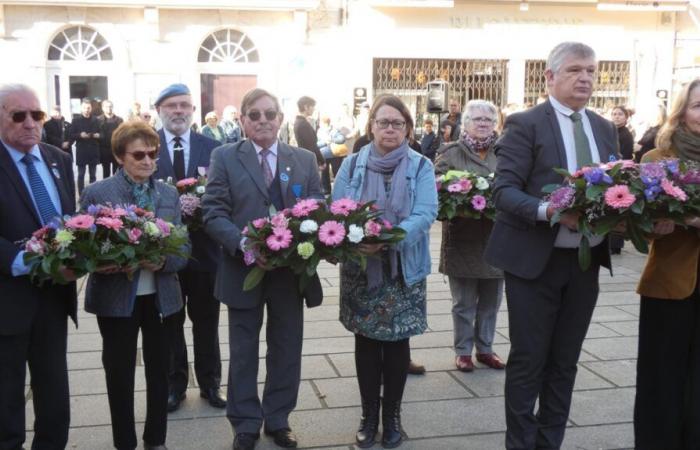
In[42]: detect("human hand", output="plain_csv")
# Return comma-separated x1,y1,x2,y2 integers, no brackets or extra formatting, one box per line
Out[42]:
558,211,580,231
61,142,70,149
58,266,78,282
652,219,675,235
140,257,165,272
358,243,385,255
95,263,123,275
92,133,100,139
684,216,700,229
613,221,627,233
319,163,327,171
255,253,269,269
80,132,89,139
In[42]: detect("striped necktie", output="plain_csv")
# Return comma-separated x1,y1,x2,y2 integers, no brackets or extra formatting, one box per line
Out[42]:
259,148,274,188
21,154,59,225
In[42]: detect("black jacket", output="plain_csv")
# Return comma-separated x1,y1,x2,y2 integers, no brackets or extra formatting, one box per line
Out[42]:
70,115,101,165
293,115,325,166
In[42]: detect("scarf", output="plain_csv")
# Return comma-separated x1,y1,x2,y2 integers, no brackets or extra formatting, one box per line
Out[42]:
360,140,412,289
461,131,497,153
122,170,154,210
672,127,700,162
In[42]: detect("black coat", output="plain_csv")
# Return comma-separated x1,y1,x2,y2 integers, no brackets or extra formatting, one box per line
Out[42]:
70,115,101,165
42,118,72,153
293,115,325,166
98,114,123,164
617,125,634,160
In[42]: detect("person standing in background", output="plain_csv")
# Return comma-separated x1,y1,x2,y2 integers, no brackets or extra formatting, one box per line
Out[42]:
70,98,101,194
97,99,123,178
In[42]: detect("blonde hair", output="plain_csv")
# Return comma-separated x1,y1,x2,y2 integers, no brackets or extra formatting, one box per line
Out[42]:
656,78,700,153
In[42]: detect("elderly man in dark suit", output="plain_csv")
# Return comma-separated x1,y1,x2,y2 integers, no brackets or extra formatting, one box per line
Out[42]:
203,88,323,450
149,83,226,412
484,42,619,450
0,84,77,450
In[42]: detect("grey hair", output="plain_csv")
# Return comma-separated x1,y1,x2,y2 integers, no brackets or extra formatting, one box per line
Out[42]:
0,83,38,109
223,105,237,116
546,42,596,73
462,100,498,125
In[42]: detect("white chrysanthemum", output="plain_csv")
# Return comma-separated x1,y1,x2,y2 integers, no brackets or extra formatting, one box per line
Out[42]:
195,186,206,195
347,224,365,243
475,177,489,190
299,219,318,234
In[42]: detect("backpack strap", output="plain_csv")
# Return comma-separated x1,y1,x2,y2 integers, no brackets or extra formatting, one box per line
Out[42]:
348,153,360,179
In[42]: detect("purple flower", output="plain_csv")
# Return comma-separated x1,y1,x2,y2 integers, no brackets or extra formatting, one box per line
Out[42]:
640,162,665,180
549,186,576,210
664,159,680,175
471,195,487,211
644,185,662,201
679,170,700,185
243,250,256,266
583,168,613,185
87,204,100,216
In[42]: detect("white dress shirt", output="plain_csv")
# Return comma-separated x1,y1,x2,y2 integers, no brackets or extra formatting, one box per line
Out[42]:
163,128,191,172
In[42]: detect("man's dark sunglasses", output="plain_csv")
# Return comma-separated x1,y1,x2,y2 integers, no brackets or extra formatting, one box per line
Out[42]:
126,150,158,161
11,110,46,123
246,109,278,121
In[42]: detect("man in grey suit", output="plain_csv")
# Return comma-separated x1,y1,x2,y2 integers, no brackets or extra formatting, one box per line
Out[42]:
484,42,619,450
203,88,323,450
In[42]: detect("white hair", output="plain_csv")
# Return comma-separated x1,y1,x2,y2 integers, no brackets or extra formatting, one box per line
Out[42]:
0,83,38,109
223,105,237,116
462,100,498,125
546,42,596,73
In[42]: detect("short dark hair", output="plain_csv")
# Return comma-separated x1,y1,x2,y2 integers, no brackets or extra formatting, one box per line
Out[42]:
240,88,281,118
111,121,160,159
366,94,414,140
423,119,433,126
297,96,316,113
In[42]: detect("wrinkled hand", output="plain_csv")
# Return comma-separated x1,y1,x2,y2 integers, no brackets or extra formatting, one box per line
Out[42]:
95,263,124,275
255,253,269,269
358,243,385,256
140,257,165,272
684,216,700,229
652,219,675,236
556,211,580,231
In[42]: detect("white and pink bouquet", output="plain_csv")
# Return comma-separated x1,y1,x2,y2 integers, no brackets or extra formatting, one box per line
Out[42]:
543,158,700,268
436,170,495,221
240,198,406,290
169,172,207,232
23,204,189,285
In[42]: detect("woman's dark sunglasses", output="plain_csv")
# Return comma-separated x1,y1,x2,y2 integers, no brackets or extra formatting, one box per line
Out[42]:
11,110,46,123
126,150,158,161
246,109,278,121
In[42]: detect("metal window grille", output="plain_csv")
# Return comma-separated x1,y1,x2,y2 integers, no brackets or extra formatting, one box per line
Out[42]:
48,26,112,61
198,29,259,63
524,59,630,109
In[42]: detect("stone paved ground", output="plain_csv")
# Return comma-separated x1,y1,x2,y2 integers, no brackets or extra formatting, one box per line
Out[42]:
25,225,643,449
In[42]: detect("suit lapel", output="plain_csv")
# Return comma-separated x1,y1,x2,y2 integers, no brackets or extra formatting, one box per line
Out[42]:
587,110,614,162
158,130,175,178
544,101,568,170
39,144,72,215
187,133,200,178
237,140,269,200
0,143,41,226
277,143,297,207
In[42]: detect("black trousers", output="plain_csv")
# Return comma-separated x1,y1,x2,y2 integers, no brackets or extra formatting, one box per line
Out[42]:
504,248,599,450
635,294,700,450
77,164,97,194
355,334,410,403
168,270,222,394
97,294,172,450
101,161,117,179
0,298,69,450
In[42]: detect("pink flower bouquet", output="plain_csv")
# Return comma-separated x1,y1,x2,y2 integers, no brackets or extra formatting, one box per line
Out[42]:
167,175,207,231
543,158,700,268
23,204,189,285
436,170,496,221
240,198,406,291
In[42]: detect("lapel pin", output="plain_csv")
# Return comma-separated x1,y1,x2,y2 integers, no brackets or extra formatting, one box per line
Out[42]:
51,167,61,179
280,173,290,182
286,166,291,171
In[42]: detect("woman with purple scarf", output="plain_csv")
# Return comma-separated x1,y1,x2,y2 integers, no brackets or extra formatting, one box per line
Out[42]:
332,95,437,449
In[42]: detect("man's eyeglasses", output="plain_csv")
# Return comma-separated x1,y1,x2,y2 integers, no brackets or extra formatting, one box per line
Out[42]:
10,110,46,123
246,110,278,121
470,117,496,124
374,119,406,130
126,150,158,161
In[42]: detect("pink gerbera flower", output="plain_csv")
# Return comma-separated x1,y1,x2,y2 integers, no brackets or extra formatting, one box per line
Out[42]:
458,179,473,193
266,227,292,251
447,183,463,193
176,178,198,188
604,185,636,209
96,217,124,232
318,220,346,246
471,195,487,211
330,198,359,216
65,214,95,230
252,218,269,229
270,213,289,229
291,199,320,218
661,179,688,201
364,220,382,237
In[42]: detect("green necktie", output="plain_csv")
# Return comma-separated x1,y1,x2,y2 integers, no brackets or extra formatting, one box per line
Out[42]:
570,111,593,168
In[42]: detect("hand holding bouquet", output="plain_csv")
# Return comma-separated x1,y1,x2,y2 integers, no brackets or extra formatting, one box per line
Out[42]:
167,172,207,232
436,170,495,221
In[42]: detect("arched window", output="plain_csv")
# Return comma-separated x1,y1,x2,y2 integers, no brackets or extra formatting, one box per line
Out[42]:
48,26,112,61
198,29,259,63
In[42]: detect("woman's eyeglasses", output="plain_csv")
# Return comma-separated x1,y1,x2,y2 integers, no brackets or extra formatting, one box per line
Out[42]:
374,119,406,130
246,110,278,121
126,150,158,161
10,110,46,123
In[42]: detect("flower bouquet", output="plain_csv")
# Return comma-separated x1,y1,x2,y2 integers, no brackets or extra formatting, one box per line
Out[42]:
23,204,189,285
543,158,700,269
436,170,496,221
240,198,406,291
168,173,207,232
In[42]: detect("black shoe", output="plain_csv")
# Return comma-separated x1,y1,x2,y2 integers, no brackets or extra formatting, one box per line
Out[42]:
233,433,259,450
264,428,298,448
143,445,168,450
200,387,226,408
381,400,404,448
356,398,380,448
166,391,186,413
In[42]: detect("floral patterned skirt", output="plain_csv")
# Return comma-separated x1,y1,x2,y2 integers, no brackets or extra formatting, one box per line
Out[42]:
339,256,427,342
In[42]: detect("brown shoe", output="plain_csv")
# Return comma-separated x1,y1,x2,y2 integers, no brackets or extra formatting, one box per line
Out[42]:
476,353,506,370
407,360,426,375
455,355,474,372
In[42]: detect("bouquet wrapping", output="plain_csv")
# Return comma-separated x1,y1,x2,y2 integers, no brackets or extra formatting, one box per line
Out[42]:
436,170,496,221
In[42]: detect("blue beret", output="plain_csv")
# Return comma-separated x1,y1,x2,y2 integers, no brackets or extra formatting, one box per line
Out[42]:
154,83,191,106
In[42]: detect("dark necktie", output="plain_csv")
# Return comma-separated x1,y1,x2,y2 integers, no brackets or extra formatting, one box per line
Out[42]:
21,154,59,225
570,112,593,168
259,148,274,188
173,136,186,181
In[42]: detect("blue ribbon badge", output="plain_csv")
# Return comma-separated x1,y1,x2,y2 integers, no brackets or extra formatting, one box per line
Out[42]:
291,184,302,198
280,172,290,183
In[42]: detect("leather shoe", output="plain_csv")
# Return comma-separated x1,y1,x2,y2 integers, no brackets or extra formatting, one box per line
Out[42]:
264,428,298,448
233,433,259,450
476,352,506,370
407,360,426,375
455,355,474,372
166,391,185,413
200,387,226,408
144,445,168,450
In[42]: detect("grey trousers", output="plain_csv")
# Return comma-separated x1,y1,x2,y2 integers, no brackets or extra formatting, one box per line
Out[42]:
449,276,504,356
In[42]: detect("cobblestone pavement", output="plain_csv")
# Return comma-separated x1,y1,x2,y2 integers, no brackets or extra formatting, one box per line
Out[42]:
26,225,642,449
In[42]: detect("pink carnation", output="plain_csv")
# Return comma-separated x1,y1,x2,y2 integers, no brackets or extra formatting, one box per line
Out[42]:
382,219,393,230
111,208,128,217
447,183,463,193
252,218,269,229
32,226,50,239
364,220,382,237
127,228,142,243
291,199,320,218
176,178,198,188
471,195,487,211
458,179,473,193
330,198,359,216
661,179,688,201
604,185,636,209
155,218,171,237
318,220,346,246
270,213,289,229
96,217,124,232
25,236,46,255
65,214,95,230
266,227,293,251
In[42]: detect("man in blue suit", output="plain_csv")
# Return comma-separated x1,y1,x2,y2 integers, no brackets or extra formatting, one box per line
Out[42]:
0,84,77,449
152,83,226,412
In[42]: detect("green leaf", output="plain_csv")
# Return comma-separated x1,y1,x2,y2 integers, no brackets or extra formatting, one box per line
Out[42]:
585,185,605,201
553,167,572,178
542,183,560,194
627,223,649,254
243,267,266,291
578,235,591,271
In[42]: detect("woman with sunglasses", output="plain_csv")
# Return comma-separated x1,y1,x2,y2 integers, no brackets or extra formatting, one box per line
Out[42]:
332,94,437,448
79,121,190,450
